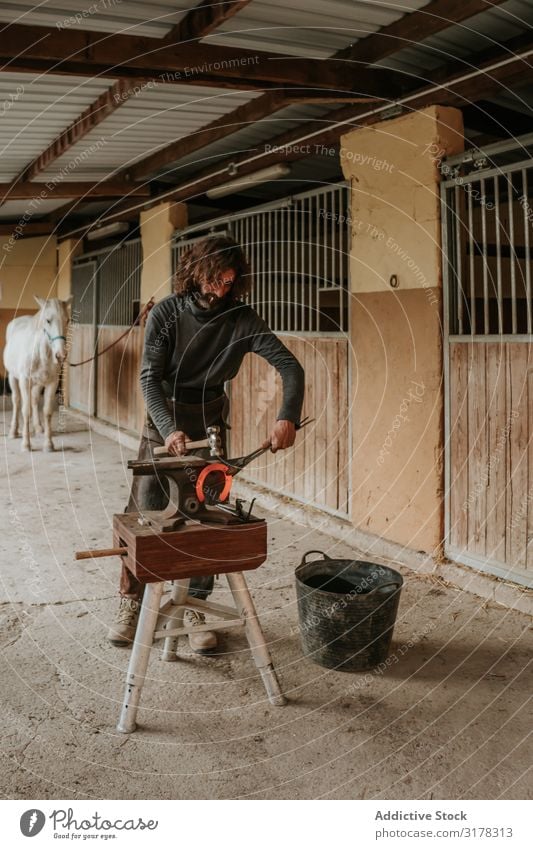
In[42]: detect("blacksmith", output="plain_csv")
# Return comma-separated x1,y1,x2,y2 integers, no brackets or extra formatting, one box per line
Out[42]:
108,235,305,651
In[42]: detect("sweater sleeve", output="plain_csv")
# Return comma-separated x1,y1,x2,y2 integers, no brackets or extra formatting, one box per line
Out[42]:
139,301,176,440
248,312,305,424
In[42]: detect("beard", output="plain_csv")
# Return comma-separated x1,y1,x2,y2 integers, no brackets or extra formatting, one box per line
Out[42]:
194,287,226,311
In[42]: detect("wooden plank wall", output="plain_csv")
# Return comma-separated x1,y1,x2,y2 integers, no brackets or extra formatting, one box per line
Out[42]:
68,324,94,413
228,336,349,515
68,324,144,433
67,326,350,517
95,326,144,433
449,341,533,577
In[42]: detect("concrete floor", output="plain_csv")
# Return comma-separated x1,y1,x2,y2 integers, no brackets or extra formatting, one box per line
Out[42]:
1,406,531,800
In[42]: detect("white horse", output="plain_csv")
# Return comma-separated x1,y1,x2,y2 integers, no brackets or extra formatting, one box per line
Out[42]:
4,296,71,451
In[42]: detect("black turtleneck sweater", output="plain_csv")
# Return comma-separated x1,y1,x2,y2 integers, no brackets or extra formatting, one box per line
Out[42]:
139,294,305,440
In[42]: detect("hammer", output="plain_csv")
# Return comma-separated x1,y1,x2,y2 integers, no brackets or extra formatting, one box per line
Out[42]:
153,425,222,457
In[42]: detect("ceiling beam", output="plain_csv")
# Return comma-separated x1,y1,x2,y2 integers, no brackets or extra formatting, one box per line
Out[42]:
164,1,253,43
80,33,533,220
336,0,509,64
0,23,363,92
125,91,288,182
51,0,520,229
121,0,510,183
0,181,150,202
15,80,145,184
0,222,53,236
7,3,255,192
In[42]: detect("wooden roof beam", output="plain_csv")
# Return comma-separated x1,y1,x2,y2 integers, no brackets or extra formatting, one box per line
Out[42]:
101,33,533,215
337,0,509,64
8,3,255,188
0,181,150,202
164,1,253,43
0,23,361,92
121,0,510,182
0,222,53,236
15,80,145,185
125,91,288,182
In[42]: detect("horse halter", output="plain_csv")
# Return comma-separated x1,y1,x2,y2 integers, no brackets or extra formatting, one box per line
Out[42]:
43,328,66,344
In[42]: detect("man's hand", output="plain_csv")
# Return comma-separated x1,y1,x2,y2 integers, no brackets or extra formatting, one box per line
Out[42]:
262,420,296,453
164,430,191,456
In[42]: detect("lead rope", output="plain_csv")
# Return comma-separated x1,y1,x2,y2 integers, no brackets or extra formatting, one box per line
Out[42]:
69,297,155,367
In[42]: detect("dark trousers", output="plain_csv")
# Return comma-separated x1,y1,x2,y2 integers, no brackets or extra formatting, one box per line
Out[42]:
120,394,229,601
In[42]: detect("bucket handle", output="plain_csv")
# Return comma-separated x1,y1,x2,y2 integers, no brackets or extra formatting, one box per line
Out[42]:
366,581,402,595
299,550,332,567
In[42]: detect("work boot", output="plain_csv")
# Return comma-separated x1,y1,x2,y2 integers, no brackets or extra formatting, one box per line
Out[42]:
184,609,217,654
107,598,141,646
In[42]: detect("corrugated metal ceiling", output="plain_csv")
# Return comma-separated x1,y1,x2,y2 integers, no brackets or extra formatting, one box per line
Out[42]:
376,0,533,74
0,74,114,181
204,0,430,57
0,1,190,38
155,102,341,180
35,85,260,181
0,0,531,220
0,0,433,49
0,198,69,221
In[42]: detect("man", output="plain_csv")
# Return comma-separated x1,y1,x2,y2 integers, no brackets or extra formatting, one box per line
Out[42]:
108,235,305,652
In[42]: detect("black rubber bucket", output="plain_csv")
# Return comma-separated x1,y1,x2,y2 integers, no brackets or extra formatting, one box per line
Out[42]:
295,551,403,672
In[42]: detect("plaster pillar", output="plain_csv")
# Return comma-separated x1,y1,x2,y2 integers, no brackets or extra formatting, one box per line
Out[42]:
139,201,187,306
56,238,83,301
340,105,464,554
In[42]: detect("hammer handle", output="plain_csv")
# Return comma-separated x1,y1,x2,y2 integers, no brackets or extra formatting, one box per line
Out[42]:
76,547,128,560
154,438,209,456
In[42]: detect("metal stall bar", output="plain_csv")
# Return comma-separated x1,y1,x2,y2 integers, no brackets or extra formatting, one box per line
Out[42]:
467,189,476,335
494,175,503,335
523,169,532,334
508,175,517,334
259,210,265,318
171,183,349,334
310,195,322,332
300,196,306,330
267,209,273,329
480,178,489,334
442,134,533,588
288,204,294,331
453,185,463,335
339,186,345,333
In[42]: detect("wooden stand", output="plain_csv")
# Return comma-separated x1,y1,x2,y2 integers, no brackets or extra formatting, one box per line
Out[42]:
113,515,286,734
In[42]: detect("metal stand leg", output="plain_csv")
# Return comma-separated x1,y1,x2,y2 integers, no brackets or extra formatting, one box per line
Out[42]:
117,582,164,734
226,572,286,706
161,579,190,661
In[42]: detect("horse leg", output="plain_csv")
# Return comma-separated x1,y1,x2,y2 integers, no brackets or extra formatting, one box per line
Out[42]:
43,381,56,452
31,384,43,433
19,378,31,451
8,375,20,438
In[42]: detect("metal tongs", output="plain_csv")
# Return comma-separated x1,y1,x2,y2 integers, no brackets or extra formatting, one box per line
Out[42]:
226,416,314,474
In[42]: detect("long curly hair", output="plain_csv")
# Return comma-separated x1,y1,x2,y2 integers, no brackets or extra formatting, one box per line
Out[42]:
173,235,252,302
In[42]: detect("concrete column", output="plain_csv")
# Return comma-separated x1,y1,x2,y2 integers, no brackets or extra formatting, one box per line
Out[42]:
140,201,187,306
340,105,464,555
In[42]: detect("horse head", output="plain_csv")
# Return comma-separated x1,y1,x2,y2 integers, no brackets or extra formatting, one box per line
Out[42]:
34,296,72,364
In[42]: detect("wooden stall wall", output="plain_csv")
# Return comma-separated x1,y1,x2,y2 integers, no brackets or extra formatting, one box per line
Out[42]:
68,325,95,414
68,324,144,434
448,341,533,583
228,336,349,516
96,326,144,433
